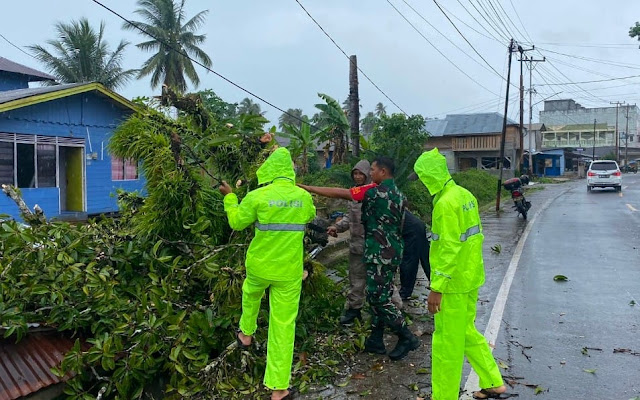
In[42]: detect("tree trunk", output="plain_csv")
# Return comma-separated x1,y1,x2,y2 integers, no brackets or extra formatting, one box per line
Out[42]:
1,184,47,225
349,55,360,158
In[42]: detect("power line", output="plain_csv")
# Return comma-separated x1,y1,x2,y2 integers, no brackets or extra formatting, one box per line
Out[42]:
400,0,505,82
482,0,518,40
0,32,35,59
453,0,504,43
385,0,500,96
470,0,511,41
537,47,640,71
431,0,509,82
293,0,408,115
536,73,640,86
90,0,319,129
489,0,528,43
507,0,534,43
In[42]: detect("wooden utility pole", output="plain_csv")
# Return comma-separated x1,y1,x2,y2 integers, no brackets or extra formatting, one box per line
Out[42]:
610,101,625,163
349,55,360,157
496,39,516,212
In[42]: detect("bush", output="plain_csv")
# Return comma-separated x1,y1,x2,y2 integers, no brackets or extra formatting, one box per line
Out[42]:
401,180,433,222
452,169,507,205
301,163,353,188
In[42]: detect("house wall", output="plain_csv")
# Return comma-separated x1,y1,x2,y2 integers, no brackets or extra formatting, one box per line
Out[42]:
0,71,29,91
0,91,143,221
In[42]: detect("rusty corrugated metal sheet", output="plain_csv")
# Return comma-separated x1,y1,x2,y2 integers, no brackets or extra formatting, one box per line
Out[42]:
0,333,75,400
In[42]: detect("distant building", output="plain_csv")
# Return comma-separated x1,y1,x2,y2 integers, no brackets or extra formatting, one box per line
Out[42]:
0,57,144,221
540,99,640,163
424,112,523,177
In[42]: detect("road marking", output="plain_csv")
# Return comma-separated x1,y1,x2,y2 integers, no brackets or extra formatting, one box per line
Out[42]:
460,192,564,399
627,204,638,212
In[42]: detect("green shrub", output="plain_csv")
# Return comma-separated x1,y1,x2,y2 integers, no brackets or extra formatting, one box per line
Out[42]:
453,169,507,205
401,180,433,222
301,163,353,188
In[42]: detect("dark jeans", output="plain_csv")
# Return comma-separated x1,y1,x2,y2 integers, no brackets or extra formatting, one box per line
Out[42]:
399,216,430,299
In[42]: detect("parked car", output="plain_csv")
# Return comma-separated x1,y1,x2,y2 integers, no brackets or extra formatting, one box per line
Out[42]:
587,160,622,192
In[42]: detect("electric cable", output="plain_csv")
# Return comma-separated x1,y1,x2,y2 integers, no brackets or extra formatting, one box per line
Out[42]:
294,0,408,115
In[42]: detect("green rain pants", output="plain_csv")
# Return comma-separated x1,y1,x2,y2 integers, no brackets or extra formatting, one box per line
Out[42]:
239,274,302,390
431,289,504,400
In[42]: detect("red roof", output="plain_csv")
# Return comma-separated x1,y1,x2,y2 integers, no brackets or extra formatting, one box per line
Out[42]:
0,333,75,400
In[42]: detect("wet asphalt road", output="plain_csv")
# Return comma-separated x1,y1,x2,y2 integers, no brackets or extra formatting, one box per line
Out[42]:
490,174,640,400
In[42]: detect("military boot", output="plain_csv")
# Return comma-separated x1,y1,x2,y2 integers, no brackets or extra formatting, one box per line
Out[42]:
339,308,362,325
389,325,420,361
363,323,386,354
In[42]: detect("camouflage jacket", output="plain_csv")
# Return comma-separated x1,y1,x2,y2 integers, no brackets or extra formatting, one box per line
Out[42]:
361,178,406,265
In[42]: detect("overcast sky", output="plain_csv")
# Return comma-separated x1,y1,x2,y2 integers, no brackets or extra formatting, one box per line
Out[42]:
3,0,640,124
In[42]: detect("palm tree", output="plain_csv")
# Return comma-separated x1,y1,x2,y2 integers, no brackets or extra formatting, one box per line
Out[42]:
236,98,263,115
124,0,212,93
278,108,303,130
361,111,377,138
315,93,350,164
29,19,136,90
282,117,316,174
375,102,387,117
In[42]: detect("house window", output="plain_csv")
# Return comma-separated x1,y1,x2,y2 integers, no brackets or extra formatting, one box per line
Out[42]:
17,143,35,188
111,157,138,180
0,141,13,185
37,144,56,188
0,140,59,188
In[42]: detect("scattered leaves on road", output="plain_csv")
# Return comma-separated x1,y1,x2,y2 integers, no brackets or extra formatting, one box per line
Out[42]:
553,274,569,281
497,360,510,370
491,244,502,254
630,300,636,306
534,386,547,395
409,383,419,391
583,368,597,374
336,379,350,387
416,367,430,374
351,373,366,380
359,389,372,397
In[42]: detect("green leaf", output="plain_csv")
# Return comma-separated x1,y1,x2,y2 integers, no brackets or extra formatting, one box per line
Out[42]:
497,360,509,369
553,275,569,281
583,368,596,374
630,300,636,306
534,386,546,395
409,383,419,391
416,367,430,374
336,379,350,387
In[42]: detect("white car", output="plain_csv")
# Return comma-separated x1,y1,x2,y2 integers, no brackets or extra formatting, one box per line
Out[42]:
587,160,622,192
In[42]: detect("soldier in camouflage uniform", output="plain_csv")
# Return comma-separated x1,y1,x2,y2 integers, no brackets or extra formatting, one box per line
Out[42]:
361,156,421,361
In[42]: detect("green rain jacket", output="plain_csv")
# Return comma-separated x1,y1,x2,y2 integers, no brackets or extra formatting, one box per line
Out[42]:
223,147,316,281
413,148,485,293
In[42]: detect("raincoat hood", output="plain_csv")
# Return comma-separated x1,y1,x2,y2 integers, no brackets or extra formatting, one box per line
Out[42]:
256,147,296,185
352,159,371,185
413,148,452,196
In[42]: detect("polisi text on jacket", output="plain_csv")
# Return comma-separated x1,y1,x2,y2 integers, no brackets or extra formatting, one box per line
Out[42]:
269,200,303,208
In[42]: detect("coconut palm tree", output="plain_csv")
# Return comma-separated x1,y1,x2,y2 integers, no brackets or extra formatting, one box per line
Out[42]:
282,116,316,174
360,111,377,138
315,93,350,164
278,108,304,130
123,0,212,93
375,102,387,117
29,19,136,90
236,98,262,115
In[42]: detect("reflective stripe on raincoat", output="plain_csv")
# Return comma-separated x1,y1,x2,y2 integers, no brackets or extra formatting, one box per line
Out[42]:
223,147,316,281
413,148,485,293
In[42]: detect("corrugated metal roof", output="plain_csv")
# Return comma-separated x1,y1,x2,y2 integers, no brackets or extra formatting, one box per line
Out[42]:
0,83,86,105
0,333,75,400
0,57,55,82
424,119,448,137
441,112,518,136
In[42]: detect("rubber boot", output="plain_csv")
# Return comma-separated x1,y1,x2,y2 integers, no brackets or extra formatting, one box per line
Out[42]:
363,322,386,354
389,325,420,361
339,308,362,325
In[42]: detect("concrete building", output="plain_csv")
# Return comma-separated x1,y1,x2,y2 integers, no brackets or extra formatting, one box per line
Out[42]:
539,99,640,163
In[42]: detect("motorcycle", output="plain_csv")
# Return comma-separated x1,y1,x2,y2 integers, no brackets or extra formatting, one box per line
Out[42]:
503,175,532,219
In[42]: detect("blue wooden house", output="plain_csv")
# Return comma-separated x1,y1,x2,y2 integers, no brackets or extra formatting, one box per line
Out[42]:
0,57,145,221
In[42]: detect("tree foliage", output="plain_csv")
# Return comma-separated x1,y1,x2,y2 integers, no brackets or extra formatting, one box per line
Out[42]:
29,18,136,90
630,22,640,40
282,116,317,175
314,93,350,165
278,108,304,130
124,0,212,93
369,113,429,185
0,90,352,399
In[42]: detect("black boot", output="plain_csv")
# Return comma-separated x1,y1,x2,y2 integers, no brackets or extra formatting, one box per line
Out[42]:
363,323,386,354
389,325,420,361
339,308,362,325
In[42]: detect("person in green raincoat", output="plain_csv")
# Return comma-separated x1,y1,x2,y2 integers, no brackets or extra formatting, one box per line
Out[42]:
413,149,508,400
219,147,316,400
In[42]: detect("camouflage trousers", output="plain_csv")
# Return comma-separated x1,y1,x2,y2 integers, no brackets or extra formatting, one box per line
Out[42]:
366,263,405,329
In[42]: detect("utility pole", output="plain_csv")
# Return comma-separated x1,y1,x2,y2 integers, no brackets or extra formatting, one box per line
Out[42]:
592,119,596,160
625,104,632,167
517,45,534,173
496,39,516,212
610,101,625,163
526,55,545,175
348,55,360,157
